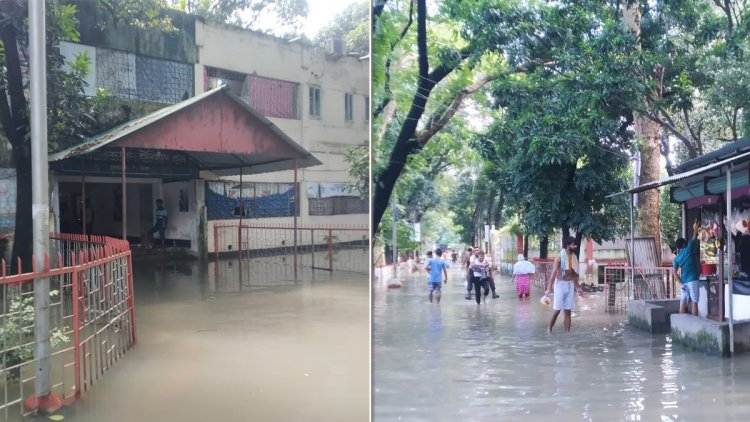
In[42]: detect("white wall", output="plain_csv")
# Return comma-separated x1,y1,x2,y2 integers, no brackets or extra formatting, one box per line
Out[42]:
161,180,199,243
194,21,369,227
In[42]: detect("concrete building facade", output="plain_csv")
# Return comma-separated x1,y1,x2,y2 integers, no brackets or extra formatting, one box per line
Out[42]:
42,5,368,255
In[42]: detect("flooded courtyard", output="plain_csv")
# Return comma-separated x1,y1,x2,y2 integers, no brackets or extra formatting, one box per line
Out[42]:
59,255,369,421
373,264,750,421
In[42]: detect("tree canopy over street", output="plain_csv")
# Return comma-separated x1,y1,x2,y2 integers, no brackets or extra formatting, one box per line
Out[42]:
372,0,750,255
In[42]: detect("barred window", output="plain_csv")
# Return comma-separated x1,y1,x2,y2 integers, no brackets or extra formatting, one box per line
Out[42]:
96,48,193,104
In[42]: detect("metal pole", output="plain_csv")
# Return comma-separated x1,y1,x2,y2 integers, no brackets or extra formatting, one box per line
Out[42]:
726,166,734,354
29,0,53,406
121,147,127,240
81,160,86,236
629,193,635,300
239,167,243,284
293,159,298,280
391,195,397,278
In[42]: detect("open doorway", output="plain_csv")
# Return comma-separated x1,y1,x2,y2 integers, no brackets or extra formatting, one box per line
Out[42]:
58,181,154,243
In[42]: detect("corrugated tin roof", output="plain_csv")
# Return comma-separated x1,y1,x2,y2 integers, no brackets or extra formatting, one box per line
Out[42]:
48,86,321,175
676,138,750,173
609,149,750,197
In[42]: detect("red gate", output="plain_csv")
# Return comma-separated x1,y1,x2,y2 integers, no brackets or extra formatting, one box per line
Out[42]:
0,234,136,419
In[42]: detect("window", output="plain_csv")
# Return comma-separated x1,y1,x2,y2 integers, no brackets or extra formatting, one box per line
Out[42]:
243,75,300,119
206,68,300,119
345,93,354,121
205,67,246,96
309,87,321,118
364,96,370,121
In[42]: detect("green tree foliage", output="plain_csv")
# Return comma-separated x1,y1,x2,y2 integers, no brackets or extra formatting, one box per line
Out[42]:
314,2,369,55
343,142,368,198
660,186,681,248
169,0,308,34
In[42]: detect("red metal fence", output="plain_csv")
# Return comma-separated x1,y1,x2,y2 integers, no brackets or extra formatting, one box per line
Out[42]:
212,223,368,287
0,234,136,419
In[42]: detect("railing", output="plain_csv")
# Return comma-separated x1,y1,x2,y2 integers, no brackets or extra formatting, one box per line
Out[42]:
0,234,136,419
603,266,676,313
532,260,554,289
212,224,368,287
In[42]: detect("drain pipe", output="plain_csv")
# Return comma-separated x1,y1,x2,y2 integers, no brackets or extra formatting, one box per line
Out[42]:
726,165,734,354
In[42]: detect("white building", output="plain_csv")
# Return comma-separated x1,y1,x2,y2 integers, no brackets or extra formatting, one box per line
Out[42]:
45,8,368,256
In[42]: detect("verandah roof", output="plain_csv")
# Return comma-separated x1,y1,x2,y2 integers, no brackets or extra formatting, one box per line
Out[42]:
610,149,750,197
48,85,321,175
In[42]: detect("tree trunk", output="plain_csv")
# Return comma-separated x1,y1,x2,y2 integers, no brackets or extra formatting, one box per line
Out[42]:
625,1,662,263
10,145,32,274
523,234,529,258
540,235,549,259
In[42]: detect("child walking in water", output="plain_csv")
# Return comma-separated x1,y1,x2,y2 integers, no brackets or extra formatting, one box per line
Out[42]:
513,254,535,299
426,249,448,303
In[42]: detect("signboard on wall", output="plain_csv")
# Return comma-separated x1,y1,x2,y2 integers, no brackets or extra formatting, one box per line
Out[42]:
306,182,360,198
53,148,198,179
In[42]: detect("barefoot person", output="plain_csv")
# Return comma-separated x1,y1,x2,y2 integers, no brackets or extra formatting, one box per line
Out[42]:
463,247,475,300
545,237,582,333
513,254,535,299
426,248,448,303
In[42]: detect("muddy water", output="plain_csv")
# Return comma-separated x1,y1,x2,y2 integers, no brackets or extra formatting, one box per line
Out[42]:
63,258,369,422
373,264,750,421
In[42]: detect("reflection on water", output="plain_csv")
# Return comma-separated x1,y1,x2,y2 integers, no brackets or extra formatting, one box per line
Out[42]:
373,265,750,421
61,257,368,422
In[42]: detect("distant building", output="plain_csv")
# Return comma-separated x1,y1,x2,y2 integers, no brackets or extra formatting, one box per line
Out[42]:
41,3,368,255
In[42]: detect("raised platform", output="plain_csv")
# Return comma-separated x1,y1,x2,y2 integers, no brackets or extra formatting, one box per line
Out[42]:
628,299,680,334
670,314,750,357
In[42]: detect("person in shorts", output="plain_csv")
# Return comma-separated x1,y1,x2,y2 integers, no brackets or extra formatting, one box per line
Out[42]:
426,248,448,303
674,220,701,315
544,237,582,334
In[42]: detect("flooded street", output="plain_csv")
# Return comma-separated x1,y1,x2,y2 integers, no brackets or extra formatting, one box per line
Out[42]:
63,257,369,422
373,264,750,421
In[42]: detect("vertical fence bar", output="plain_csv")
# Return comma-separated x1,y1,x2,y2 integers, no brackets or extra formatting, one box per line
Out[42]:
121,146,127,240
310,229,314,270
214,225,219,262
328,229,333,272
72,262,81,398
127,253,137,345
293,159,298,281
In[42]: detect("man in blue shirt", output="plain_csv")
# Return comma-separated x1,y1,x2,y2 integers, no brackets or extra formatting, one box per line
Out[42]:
426,248,449,303
673,220,701,315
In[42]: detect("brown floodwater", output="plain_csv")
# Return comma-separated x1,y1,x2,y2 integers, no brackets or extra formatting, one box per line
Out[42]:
54,256,369,421
373,263,750,421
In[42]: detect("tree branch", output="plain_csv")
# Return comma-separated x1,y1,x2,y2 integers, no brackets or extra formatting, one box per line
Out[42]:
0,23,28,146
374,0,414,119
416,74,498,144
681,108,701,150
640,107,697,158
